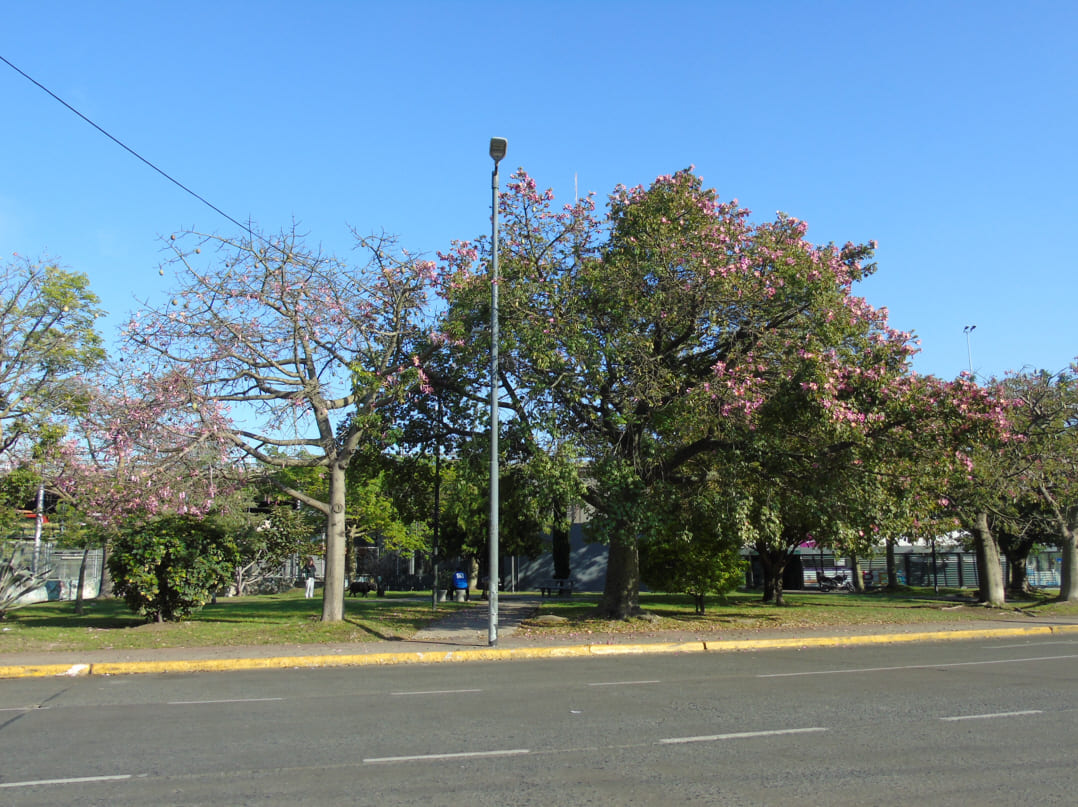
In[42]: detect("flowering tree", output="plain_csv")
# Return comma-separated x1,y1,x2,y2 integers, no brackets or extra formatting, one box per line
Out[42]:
126,228,437,622
49,366,232,524
991,366,1078,601
38,365,234,611
441,168,922,618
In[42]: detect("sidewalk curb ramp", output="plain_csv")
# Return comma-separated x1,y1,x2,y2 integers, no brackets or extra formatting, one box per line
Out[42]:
4,623,1077,680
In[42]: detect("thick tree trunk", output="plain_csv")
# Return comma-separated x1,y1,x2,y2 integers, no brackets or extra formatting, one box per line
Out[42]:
1057,505,1078,603
757,545,788,606
467,556,480,591
972,511,1006,606
1005,553,1030,598
998,528,1035,598
597,529,641,619
321,464,347,622
552,523,571,580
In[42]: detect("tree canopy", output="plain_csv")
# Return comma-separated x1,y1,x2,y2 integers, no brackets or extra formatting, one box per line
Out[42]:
440,168,925,616
0,257,105,462
125,227,439,621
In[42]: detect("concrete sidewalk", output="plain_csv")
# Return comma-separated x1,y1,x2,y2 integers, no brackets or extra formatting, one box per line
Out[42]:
3,596,1078,679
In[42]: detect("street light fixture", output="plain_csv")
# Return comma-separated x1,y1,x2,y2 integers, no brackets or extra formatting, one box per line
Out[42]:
488,137,507,647
963,324,976,377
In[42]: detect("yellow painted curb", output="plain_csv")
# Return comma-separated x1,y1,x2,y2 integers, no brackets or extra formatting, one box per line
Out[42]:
2,623,1077,679
701,623,1078,652
0,662,91,679
586,642,707,656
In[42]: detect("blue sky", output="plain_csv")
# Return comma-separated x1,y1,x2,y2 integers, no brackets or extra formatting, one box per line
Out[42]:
2,0,1074,381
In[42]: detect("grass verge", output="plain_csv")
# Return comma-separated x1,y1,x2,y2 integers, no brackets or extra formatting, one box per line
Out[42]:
2,587,1076,655
0,590,466,654
516,588,1078,641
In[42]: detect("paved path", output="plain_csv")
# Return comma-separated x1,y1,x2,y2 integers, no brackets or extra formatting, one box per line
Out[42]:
409,596,538,643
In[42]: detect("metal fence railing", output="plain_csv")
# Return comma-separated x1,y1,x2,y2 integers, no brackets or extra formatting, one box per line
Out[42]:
2,540,104,602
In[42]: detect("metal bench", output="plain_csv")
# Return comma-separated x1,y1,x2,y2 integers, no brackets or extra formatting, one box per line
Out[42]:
539,579,574,597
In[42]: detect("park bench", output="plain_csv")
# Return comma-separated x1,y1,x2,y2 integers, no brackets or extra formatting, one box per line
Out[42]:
539,579,574,597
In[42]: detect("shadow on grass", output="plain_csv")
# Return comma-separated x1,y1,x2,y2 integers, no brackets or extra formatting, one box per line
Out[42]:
4,600,144,630
529,588,1011,633
3,591,435,636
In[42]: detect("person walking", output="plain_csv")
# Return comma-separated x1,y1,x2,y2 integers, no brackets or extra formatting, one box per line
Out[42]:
303,557,317,599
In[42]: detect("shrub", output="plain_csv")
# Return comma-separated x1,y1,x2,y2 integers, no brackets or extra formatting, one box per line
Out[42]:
108,515,238,622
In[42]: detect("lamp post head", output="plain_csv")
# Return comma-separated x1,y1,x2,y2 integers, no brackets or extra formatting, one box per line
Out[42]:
489,137,508,164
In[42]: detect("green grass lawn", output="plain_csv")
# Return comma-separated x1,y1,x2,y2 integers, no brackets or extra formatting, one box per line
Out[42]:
517,588,1078,640
2,586,1076,655
0,589,467,654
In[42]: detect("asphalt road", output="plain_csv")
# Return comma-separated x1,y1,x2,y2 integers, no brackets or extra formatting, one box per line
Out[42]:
3,635,1077,806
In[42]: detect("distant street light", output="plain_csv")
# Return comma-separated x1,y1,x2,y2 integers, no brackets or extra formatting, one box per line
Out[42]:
488,137,507,647
963,324,977,377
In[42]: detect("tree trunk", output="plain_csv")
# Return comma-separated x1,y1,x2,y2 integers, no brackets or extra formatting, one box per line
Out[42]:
597,528,641,619
757,545,788,606
997,528,1035,598
1005,553,1030,598
467,556,479,591
972,510,1006,606
849,555,864,593
885,537,898,590
552,523,571,580
234,563,250,597
99,539,114,598
321,464,347,622
1057,505,1078,603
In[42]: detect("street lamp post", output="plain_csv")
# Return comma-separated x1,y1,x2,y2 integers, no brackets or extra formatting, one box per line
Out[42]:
488,137,507,647
432,392,441,613
963,324,977,377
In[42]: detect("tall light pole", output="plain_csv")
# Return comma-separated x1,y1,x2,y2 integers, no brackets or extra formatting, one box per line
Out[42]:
963,324,977,377
488,136,507,647
432,391,442,613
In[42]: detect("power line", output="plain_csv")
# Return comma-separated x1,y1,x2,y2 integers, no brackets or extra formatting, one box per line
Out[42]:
1,53,255,239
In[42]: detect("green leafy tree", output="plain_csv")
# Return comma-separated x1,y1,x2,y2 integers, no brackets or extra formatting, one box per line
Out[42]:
0,465,42,535
0,257,104,461
345,471,415,576
434,428,571,577
993,366,1078,601
639,484,745,613
210,488,321,595
994,500,1048,597
440,169,909,618
108,514,238,622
